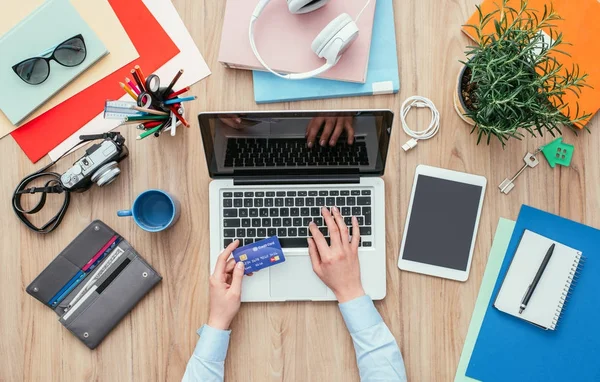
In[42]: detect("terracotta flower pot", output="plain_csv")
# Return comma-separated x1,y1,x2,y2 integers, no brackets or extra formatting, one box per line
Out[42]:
453,65,476,126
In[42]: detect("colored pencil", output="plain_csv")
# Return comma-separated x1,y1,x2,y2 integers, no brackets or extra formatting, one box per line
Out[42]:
142,121,163,129
170,111,177,136
130,106,168,116
131,69,146,92
137,123,164,140
166,105,190,127
164,69,184,95
167,87,190,99
125,77,140,95
119,82,137,100
125,115,169,122
118,119,146,127
135,65,146,84
163,96,197,105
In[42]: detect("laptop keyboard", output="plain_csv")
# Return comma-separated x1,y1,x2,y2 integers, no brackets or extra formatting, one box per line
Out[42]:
224,137,369,168
221,189,373,249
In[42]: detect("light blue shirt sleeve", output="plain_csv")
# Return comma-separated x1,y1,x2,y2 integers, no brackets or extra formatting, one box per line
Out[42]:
183,296,406,382
182,325,230,382
339,295,408,382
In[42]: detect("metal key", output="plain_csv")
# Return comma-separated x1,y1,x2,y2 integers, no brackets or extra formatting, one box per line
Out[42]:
499,150,540,194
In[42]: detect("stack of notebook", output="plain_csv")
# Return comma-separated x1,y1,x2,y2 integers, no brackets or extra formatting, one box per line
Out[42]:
218,0,399,103
0,0,211,163
0,0,108,126
455,205,600,382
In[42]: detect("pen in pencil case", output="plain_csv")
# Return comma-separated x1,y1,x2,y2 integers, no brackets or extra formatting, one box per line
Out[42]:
67,243,127,310
82,235,119,272
49,271,86,307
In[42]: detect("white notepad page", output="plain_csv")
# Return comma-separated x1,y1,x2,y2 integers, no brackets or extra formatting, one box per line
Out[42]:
494,230,582,330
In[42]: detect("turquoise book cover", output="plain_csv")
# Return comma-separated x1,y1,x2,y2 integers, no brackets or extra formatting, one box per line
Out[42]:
0,0,108,125
252,0,399,103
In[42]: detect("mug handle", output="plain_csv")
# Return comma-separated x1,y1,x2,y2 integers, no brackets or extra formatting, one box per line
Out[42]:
117,210,133,217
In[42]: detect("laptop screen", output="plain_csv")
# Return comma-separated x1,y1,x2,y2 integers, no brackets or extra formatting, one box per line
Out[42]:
198,110,393,178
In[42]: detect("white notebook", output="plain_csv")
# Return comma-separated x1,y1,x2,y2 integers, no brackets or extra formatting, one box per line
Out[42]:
494,230,584,330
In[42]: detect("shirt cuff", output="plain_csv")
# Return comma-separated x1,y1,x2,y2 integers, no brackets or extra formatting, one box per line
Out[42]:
193,324,231,362
338,294,383,334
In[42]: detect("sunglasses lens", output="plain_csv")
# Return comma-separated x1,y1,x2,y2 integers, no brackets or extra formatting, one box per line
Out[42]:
54,36,86,67
15,58,50,85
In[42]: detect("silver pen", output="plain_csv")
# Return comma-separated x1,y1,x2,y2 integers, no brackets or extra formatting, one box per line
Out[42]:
66,247,125,311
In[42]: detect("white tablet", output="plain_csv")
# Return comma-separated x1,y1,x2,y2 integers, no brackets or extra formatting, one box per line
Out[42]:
397,165,487,281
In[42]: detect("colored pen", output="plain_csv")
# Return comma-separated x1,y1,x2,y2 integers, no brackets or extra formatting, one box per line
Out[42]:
120,82,137,101
134,65,146,85
163,96,197,105
87,238,122,273
63,286,98,320
82,236,118,272
140,121,163,130
137,123,164,140
131,69,146,92
50,271,86,307
125,77,140,95
166,105,190,127
67,246,126,310
125,115,169,122
167,86,190,99
164,69,184,95
520,243,556,314
130,106,168,116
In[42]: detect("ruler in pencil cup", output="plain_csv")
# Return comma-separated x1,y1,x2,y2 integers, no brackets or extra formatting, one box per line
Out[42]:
104,100,145,119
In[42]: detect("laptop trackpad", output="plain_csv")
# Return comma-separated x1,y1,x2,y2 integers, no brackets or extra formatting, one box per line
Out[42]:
269,257,327,299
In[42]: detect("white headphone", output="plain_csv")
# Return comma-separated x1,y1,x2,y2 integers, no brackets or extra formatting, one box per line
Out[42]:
249,0,370,80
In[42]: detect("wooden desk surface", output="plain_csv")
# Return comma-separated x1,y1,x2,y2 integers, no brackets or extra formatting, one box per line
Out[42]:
2,1,599,381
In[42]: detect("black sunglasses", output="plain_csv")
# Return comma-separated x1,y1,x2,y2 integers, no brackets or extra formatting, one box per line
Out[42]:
12,34,87,85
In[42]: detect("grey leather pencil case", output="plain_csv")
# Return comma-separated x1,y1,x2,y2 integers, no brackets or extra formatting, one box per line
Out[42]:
26,220,162,349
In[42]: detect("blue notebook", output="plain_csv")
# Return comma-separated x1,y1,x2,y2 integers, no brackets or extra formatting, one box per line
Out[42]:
0,0,107,125
466,205,600,382
252,0,399,104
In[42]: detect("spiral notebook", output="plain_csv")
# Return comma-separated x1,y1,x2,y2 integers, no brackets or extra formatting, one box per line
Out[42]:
494,230,583,330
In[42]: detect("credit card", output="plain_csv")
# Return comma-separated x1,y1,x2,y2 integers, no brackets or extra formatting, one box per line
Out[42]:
232,236,285,275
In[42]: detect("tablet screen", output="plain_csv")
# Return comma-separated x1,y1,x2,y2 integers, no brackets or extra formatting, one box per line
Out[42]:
402,175,483,271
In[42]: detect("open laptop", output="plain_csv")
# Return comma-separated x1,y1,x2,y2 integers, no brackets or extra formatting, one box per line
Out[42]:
200,110,393,302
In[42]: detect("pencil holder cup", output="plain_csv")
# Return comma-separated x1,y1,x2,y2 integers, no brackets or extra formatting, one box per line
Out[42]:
108,67,192,139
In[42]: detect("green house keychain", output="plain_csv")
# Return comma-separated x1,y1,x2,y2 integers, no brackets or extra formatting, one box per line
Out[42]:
499,137,574,194
541,137,574,168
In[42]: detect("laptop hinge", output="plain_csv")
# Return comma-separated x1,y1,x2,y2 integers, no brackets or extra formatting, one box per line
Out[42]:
233,174,360,186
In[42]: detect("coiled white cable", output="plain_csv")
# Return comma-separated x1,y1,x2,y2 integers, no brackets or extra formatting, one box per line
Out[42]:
400,96,440,151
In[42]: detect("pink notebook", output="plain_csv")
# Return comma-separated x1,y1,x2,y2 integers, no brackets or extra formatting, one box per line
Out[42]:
218,0,376,83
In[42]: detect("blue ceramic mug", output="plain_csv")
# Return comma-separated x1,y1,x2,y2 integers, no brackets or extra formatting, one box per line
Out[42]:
117,189,180,232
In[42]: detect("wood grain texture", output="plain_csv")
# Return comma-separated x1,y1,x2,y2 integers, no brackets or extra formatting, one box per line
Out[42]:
1,1,599,381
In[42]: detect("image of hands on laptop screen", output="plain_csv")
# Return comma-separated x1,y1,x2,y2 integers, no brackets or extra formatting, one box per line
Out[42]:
199,111,392,177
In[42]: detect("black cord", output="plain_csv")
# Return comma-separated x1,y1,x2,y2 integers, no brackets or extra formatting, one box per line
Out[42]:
11,135,112,234
12,170,70,234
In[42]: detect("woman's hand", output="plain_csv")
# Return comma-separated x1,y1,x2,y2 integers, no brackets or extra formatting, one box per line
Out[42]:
207,240,245,330
307,207,365,303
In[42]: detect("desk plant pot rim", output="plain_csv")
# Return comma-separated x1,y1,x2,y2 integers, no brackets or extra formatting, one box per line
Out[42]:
453,64,475,126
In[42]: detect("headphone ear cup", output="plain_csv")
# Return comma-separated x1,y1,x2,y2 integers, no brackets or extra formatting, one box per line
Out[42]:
287,0,330,14
311,13,355,59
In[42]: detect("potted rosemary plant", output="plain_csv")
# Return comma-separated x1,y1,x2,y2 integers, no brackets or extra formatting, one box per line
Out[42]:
456,0,591,145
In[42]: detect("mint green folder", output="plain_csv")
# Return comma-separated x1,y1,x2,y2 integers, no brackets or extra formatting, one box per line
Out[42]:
454,218,516,382
0,0,107,125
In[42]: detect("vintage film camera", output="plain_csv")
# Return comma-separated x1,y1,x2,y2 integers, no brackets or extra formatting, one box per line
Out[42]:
13,132,129,233
60,133,129,191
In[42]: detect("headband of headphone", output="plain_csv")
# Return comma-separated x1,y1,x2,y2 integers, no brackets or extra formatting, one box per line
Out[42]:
249,0,339,80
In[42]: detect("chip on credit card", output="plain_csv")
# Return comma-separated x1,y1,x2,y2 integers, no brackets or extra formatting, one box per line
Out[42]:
232,236,285,275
